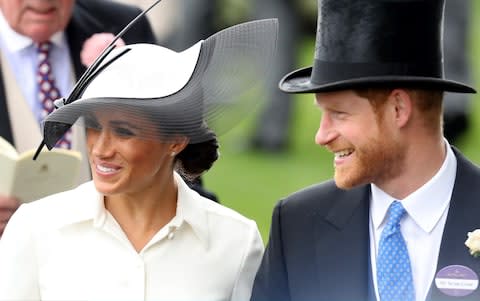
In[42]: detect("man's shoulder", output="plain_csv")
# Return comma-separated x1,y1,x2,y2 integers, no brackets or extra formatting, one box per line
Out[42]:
454,147,480,175
285,180,342,201
70,0,145,32
70,0,155,45
12,182,98,232
279,180,369,213
75,0,142,16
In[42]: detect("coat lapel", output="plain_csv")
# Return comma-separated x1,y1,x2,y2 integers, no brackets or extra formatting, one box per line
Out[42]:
66,3,106,78
429,149,480,300
0,68,14,144
314,184,373,300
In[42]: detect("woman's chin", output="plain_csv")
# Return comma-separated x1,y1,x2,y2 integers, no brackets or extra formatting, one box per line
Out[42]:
92,180,121,196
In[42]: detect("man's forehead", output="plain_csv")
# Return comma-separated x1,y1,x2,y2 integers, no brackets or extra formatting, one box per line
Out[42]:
315,90,355,102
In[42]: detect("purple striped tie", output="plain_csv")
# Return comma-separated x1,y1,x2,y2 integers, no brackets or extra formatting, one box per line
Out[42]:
36,41,72,149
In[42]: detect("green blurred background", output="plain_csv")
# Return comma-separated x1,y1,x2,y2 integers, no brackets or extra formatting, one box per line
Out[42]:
204,1,480,242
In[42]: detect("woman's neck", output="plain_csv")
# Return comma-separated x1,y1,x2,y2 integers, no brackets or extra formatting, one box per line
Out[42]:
104,174,178,252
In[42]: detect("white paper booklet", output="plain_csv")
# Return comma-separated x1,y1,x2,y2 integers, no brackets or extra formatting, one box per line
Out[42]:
0,136,82,203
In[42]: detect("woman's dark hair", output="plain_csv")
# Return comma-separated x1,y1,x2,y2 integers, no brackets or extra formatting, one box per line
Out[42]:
175,137,219,180
137,92,219,179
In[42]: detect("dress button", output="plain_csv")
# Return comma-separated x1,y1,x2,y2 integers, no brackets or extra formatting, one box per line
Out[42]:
167,226,176,240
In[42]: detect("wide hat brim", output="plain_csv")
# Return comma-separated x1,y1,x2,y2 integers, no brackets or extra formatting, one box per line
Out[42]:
42,19,279,149
279,67,476,94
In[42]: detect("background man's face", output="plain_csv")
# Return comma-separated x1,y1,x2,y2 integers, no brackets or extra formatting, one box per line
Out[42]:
0,0,75,42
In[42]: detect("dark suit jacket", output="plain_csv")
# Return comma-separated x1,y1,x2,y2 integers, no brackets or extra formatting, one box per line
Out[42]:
0,0,156,145
251,148,480,301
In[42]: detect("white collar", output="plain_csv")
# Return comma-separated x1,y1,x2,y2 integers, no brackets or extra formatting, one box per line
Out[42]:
171,172,210,249
59,172,210,249
371,140,457,233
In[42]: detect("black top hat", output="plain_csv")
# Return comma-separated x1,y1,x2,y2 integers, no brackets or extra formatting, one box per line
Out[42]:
280,0,475,94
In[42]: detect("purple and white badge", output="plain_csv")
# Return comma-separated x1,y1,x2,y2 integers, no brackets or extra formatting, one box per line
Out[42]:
435,265,479,297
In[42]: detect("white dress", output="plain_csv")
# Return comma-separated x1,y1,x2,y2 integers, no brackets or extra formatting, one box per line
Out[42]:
0,174,264,301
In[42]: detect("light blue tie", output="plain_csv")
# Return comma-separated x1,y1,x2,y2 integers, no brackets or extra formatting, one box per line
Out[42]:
377,201,415,301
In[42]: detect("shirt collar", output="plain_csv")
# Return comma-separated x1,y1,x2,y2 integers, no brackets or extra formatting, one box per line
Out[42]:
174,172,210,249
371,140,457,233
59,173,210,250
50,181,102,227
0,10,66,52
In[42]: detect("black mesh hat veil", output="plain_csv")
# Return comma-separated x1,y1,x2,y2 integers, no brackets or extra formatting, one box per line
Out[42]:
40,18,278,151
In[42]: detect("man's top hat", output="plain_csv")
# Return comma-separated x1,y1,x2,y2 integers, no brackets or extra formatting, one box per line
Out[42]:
280,0,475,94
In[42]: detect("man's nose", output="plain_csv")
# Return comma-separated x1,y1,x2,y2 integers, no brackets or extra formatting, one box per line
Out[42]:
315,114,336,146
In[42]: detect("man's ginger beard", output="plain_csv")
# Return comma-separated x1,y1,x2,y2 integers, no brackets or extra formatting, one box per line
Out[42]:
333,120,407,190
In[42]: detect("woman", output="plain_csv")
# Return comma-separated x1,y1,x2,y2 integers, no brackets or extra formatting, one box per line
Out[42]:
0,19,278,301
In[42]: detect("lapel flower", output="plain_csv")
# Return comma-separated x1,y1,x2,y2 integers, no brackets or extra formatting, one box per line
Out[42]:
465,229,480,257
80,33,126,67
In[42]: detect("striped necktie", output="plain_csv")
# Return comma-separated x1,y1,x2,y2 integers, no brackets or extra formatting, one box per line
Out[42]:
35,41,72,149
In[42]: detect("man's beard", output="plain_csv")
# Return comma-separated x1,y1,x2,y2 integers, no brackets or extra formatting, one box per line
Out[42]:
334,132,406,190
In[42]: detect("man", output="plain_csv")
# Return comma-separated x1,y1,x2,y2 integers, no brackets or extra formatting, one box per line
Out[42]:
0,0,156,236
251,1,480,301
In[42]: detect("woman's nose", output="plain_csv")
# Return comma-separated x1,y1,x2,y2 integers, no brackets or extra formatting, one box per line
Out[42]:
89,129,114,157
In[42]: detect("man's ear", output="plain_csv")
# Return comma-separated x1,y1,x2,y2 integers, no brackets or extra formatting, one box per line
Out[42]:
389,89,413,128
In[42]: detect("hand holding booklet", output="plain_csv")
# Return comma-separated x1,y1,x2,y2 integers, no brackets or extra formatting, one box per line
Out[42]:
0,136,82,203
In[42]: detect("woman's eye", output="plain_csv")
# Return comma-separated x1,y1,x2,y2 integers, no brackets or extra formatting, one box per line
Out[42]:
114,127,135,137
86,119,102,131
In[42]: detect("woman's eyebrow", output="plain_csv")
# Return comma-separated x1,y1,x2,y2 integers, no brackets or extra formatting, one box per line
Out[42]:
109,120,141,130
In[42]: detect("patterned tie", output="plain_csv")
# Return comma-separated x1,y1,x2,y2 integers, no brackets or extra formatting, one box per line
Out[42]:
36,41,72,149
377,201,415,301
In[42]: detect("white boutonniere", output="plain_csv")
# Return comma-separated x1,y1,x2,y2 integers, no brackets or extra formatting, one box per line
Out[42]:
80,33,126,67
465,229,480,257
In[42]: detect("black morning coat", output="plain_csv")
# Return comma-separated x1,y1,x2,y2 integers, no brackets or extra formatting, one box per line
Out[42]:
251,148,480,301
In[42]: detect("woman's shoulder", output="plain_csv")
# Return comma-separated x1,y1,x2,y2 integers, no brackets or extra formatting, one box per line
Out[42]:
15,181,98,228
188,192,263,254
28,181,95,206
178,174,258,231
195,192,257,227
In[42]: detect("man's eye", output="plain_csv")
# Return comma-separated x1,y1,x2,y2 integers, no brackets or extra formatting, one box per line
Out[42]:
332,111,347,119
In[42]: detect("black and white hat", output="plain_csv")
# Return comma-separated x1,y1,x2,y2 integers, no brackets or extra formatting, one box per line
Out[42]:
40,17,278,150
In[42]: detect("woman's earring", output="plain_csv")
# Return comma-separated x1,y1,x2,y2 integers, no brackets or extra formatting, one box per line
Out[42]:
171,151,176,157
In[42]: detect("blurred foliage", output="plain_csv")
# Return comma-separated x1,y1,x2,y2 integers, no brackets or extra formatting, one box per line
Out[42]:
215,0,252,27
214,0,317,30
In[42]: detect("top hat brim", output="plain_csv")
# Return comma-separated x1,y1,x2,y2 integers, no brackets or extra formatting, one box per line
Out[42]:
279,67,476,94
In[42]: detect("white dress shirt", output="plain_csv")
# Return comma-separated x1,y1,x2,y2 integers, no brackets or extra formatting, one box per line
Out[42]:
0,173,264,301
370,141,457,301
